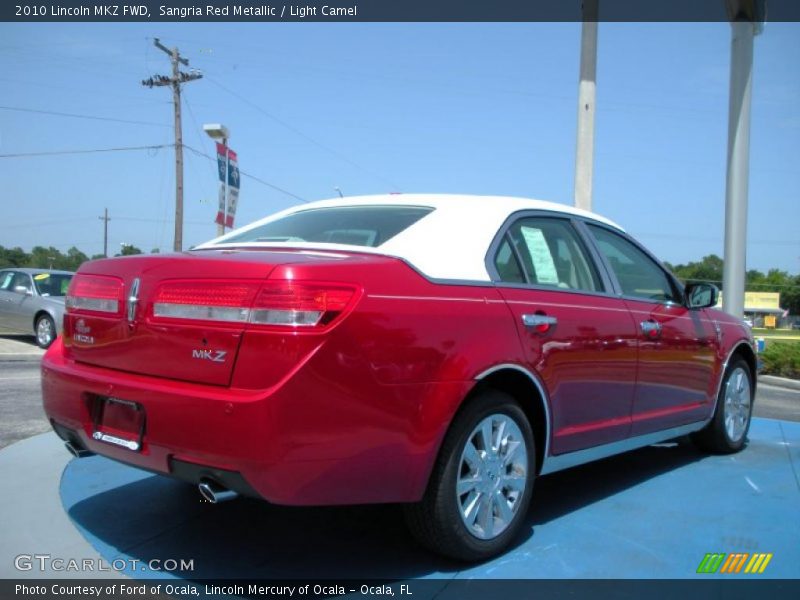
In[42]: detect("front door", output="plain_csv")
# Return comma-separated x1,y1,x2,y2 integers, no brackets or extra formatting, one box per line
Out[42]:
585,225,719,435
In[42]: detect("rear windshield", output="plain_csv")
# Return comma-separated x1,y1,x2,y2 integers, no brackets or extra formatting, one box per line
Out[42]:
222,205,434,248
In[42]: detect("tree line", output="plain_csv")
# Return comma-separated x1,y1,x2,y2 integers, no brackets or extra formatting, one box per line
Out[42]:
665,254,800,315
0,244,147,272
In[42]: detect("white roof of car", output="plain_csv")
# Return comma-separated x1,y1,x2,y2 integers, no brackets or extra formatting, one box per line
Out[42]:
198,194,624,282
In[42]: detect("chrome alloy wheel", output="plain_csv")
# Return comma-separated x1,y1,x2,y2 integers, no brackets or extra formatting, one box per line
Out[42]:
723,366,751,443
36,316,55,348
456,413,528,540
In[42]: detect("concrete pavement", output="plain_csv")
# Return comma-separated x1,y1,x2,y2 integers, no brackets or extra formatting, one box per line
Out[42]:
0,334,44,357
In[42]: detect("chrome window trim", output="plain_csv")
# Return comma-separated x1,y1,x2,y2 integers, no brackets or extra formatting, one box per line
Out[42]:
484,211,616,296
475,363,552,472
580,221,687,306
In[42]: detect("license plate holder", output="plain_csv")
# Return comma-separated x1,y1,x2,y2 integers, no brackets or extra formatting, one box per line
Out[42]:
91,396,145,452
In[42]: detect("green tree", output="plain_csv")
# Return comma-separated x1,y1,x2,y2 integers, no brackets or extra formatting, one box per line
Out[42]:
117,244,143,256
28,246,64,269
64,247,89,271
668,254,724,285
0,246,29,267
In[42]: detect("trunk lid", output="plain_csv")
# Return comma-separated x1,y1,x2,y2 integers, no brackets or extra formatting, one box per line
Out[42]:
63,250,337,386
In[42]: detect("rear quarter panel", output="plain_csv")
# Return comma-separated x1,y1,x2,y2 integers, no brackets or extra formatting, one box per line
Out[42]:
232,256,526,503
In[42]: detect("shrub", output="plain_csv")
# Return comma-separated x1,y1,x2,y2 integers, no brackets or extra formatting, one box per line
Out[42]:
760,341,800,379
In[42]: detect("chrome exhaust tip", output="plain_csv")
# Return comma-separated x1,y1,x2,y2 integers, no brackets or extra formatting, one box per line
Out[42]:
65,441,94,458
198,480,238,504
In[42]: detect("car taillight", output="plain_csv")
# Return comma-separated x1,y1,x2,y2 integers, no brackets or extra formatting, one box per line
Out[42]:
250,282,357,327
153,281,258,323
66,274,124,315
151,280,359,329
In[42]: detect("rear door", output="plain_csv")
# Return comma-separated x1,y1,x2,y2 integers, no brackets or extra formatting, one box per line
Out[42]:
585,224,719,435
490,216,639,454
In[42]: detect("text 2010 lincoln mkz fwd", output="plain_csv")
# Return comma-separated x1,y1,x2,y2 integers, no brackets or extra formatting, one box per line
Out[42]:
42,194,756,561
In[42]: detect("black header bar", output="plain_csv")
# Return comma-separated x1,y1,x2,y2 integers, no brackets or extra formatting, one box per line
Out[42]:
3,0,799,23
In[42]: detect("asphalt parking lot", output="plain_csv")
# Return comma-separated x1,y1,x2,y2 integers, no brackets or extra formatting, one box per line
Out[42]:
0,335,47,449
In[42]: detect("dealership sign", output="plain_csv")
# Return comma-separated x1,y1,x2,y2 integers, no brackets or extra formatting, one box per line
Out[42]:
215,143,240,229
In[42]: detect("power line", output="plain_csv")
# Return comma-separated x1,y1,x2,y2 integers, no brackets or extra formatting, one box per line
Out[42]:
0,105,171,128
183,144,306,203
115,215,208,225
204,75,401,191
637,232,799,247
0,144,171,158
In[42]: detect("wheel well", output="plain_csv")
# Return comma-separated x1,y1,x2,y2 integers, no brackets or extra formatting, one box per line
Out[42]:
468,368,548,475
33,310,52,329
731,342,758,392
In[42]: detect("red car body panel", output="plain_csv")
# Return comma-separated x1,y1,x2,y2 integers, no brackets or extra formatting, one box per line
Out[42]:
43,251,521,505
42,244,754,506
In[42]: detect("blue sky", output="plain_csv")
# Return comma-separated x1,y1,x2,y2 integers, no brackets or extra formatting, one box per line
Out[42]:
0,22,798,274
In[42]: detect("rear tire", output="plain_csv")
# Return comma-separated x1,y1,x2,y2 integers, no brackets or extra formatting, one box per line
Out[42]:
404,390,535,561
35,314,56,349
691,356,753,454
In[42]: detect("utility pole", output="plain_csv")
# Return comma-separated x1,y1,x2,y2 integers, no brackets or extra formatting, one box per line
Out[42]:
573,0,598,212
142,38,202,252
99,208,110,258
721,0,763,319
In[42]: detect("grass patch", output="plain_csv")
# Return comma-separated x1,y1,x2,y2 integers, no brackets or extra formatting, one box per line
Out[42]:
760,341,800,379
752,328,800,339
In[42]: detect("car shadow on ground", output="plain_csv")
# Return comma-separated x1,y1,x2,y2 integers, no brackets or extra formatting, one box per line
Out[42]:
63,436,707,581
529,436,706,526
0,334,40,348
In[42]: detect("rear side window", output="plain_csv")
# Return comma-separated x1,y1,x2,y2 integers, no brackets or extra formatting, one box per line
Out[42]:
496,218,602,293
588,225,681,304
33,273,73,297
493,239,525,283
223,206,434,248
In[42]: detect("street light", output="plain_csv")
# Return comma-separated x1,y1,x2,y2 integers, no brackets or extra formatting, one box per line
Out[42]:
203,123,231,237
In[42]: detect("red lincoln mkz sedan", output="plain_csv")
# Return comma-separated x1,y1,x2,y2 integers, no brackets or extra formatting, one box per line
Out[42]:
42,195,756,560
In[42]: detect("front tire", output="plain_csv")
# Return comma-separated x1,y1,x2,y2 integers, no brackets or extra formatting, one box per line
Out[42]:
35,314,56,349
692,356,753,453
404,390,535,561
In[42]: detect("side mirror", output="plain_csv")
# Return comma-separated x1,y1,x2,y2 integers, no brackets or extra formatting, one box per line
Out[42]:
685,282,719,309
14,286,33,296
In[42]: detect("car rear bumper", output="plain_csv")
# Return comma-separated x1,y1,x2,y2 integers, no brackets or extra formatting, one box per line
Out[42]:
41,338,471,506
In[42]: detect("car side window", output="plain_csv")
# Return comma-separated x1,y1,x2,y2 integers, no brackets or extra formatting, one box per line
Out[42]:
493,238,525,283
497,218,602,292
588,225,680,304
10,273,32,294
0,271,13,291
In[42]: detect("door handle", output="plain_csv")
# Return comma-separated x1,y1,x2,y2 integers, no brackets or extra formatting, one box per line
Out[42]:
640,319,662,339
522,313,557,333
